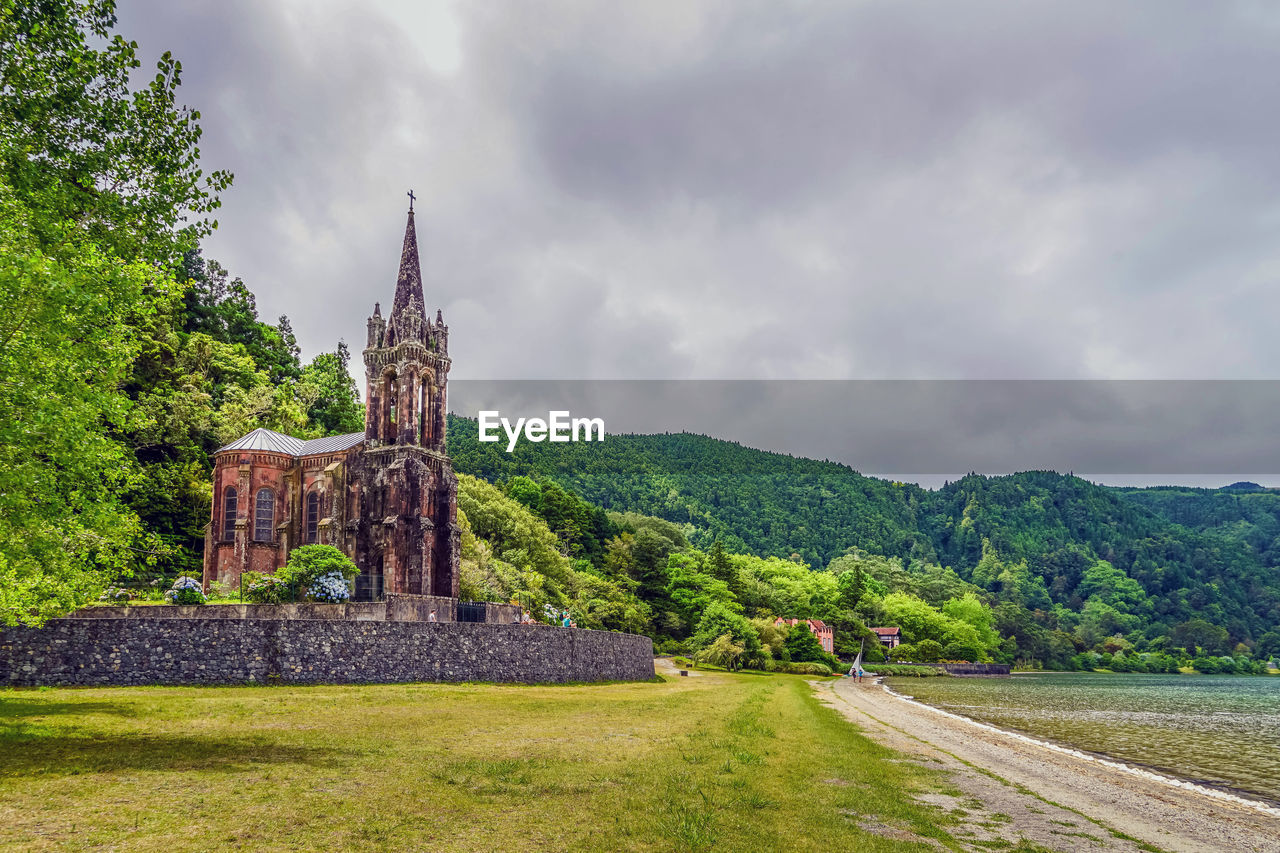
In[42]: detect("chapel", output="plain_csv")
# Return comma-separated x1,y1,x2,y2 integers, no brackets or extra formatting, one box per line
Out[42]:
202,199,460,600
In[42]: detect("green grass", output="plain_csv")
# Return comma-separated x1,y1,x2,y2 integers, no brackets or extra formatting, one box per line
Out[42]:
0,671,981,851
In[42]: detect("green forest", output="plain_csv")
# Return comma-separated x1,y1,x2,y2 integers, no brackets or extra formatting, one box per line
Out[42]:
3,2,1278,675
448,419,1280,670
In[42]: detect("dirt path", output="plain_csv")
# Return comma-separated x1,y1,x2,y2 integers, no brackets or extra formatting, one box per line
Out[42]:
817,677,1280,853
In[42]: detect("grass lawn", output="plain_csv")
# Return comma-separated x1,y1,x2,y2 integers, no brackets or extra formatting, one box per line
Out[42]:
1,671,1002,851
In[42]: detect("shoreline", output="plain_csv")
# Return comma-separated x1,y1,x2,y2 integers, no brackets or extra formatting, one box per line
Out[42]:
879,677,1280,818
821,676,1280,853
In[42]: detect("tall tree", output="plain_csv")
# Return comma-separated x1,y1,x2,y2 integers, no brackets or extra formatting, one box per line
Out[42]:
0,0,229,624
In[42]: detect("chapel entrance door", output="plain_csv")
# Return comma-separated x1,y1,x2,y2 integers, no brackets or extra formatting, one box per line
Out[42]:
355,556,384,601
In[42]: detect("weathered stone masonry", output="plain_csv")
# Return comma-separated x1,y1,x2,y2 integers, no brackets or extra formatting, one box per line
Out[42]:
203,204,461,601
0,619,655,686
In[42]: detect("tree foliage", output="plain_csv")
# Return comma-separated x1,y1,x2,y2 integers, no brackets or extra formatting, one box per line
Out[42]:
449,419,1280,665
0,0,229,624
0,3,365,621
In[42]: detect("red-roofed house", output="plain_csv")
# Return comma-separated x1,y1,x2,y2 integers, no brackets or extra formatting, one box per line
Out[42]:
870,626,900,649
774,617,834,654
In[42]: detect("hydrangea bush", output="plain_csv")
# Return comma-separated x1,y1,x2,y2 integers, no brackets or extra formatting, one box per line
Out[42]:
241,546,358,604
308,570,351,603
165,576,206,605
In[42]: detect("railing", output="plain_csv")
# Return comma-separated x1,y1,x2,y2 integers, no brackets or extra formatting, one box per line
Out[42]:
456,601,487,623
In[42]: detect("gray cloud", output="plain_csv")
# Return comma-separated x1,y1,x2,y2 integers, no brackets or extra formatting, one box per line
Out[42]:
115,0,1280,383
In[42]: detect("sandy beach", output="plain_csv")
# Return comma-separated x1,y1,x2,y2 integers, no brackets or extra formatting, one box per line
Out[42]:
818,676,1280,853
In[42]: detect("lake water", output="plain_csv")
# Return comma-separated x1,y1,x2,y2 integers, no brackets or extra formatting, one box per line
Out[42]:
887,672,1280,805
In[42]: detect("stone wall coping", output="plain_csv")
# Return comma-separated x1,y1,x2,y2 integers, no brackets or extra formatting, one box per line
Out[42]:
69,593,521,625
57,615,634,635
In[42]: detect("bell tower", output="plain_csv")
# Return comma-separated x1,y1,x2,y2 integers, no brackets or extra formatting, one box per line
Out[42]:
363,198,450,451
349,193,459,600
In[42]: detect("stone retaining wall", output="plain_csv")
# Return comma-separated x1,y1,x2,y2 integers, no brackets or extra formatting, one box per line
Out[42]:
892,662,1010,677
0,619,654,686
940,663,1011,676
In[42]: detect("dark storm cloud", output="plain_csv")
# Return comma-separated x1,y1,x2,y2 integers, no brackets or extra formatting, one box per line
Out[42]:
113,0,1280,391
449,380,1280,484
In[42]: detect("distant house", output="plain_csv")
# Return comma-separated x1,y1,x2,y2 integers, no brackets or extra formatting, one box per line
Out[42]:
870,626,900,649
774,617,834,654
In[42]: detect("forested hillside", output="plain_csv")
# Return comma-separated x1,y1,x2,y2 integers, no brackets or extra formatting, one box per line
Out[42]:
1116,483,1280,562
448,419,929,566
449,417,1280,663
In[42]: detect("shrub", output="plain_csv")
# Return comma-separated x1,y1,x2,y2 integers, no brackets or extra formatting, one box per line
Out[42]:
1192,656,1220,674
241,546,359,604
656,639,688,656
888,642,917,662
692,602,762,662
783,625,825,663
695,633,745,670
915,639,943,663
865,664,946,677
764,660,832,675
862,642,886,662
98,587,133,603
284,545,359,588
241,572,292,604
791,661,832,675
165,576,206,605
308,571,351,603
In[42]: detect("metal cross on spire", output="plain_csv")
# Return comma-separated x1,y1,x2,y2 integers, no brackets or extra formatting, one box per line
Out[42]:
407,189,416,212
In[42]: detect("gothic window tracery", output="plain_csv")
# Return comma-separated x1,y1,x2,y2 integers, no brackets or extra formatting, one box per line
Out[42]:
254,488,275,542
305,490,320,543
222,487,237,541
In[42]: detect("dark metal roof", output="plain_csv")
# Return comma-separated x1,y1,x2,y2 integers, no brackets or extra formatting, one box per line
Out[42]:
297,432,366,456
216,428,364,457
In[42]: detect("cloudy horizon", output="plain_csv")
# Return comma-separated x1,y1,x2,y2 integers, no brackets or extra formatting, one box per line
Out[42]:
114,1,1280,385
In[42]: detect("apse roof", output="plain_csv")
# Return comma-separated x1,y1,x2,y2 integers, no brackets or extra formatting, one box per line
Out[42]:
216,428,364,457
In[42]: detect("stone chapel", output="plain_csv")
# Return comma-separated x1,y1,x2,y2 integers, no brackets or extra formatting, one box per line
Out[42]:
201,200,460,601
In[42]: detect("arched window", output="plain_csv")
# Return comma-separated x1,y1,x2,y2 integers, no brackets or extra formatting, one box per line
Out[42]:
305,490,320,543
382,372,397,442
254,488,275,542
419,383,427,444
222,487,237,541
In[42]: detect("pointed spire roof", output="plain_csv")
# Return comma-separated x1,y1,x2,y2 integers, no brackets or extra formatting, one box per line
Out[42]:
390,207,425,323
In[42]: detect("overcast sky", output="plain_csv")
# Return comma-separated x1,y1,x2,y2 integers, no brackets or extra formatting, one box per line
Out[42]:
115,1,1280,383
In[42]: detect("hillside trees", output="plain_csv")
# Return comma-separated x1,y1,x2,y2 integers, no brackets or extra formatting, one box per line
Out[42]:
448,420,1277,659
0,2,369,618
0,0,229,624
121,249,364,579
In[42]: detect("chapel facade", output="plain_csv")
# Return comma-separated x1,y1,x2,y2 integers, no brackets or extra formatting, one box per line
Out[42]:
201,202,460,600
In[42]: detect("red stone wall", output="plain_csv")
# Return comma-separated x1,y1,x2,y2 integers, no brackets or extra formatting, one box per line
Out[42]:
203,451,293,590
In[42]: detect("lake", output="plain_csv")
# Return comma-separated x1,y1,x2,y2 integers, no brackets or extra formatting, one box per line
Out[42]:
886,672,1280,806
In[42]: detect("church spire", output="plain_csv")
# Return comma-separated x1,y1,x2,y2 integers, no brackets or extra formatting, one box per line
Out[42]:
390,198,425,324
